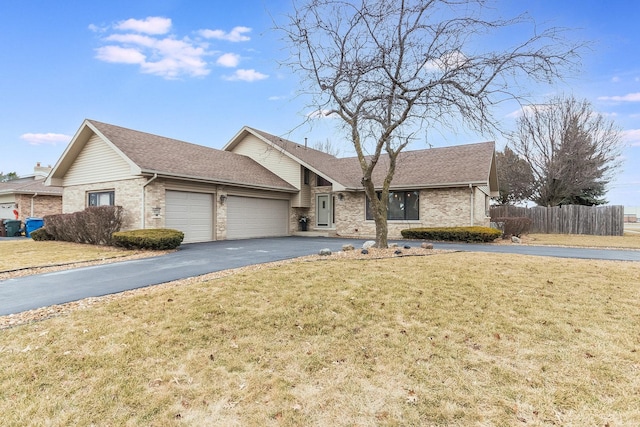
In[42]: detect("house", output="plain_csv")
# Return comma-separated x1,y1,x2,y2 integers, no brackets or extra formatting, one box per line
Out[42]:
0,163,62,221
46,119,498,243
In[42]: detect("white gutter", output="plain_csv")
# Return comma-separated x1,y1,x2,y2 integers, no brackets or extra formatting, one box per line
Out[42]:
469,184,474,226
31,193,38,217
141,174,158,228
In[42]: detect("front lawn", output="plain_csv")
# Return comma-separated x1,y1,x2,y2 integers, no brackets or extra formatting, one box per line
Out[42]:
525,232,640,249
1,252,638,426
0,240,158,273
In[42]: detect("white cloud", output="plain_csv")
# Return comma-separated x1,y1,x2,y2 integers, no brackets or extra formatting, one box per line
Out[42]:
622,129,640,146
223,69,268,82
424,50,468,72
95,45,146,64
268,95,286,101
20,133,71,146
611,76,621,83
94,18,210,79
199,26,251,42
115,17,172,35
598,92,640,102
216,53,240,67
93,18,261,80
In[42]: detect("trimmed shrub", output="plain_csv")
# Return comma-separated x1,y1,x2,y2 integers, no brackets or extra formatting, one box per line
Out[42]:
29,227,55,241
43,206,123,245
401,226,502,243
492,217,533,237
112,229,184,250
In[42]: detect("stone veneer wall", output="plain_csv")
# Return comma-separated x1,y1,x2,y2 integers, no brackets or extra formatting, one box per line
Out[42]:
335,187,490,239
15,194,62,221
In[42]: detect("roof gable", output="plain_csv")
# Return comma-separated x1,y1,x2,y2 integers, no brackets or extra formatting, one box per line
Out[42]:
49,120,296,192
226,127,497,191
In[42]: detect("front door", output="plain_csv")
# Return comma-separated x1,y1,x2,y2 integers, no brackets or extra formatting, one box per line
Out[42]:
316,194,331,227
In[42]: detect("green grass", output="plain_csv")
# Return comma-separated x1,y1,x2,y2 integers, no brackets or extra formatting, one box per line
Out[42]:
1,252,639,426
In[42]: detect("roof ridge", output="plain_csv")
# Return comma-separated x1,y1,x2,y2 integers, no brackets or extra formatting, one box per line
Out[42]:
87,119,221,152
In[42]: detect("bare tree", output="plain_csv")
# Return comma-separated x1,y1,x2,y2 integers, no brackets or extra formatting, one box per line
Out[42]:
495,146,534,205
280,0,583,247
312,138,342,156
510,95,622,206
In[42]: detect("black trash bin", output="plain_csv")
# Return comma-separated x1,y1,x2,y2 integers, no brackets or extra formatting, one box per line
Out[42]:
3,219,22,237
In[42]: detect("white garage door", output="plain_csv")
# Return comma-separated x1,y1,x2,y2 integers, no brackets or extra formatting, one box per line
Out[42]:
165,191,214,243
226,196,289,239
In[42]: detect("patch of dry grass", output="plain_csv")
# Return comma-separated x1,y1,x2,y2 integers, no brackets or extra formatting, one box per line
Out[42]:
525,232,640,249
0,240,159,273
1,252,639,426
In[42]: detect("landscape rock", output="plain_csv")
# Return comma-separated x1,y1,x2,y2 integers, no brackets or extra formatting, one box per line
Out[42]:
394,249,402,255
403,245,411,249
421,242,434,249
511,236,521,244
362,240,376,249
319,248,332,256
361,249,369,255
342,244,355,251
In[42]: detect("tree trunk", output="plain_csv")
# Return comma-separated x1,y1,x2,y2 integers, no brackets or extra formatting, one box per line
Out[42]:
374,212,388,248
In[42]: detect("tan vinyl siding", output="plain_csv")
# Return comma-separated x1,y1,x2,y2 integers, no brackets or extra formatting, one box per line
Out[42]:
230,135,301,189
63,135,132,186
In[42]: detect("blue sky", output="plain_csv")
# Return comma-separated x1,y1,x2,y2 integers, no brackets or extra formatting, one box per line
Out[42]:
1,0,639,206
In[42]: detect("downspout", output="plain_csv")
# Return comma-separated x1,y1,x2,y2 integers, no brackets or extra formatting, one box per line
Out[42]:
469,184,474,226
141,174,158,229
31,193,38,217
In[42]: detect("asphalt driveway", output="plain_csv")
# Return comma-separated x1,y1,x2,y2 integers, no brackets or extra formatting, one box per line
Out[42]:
1,236,638,316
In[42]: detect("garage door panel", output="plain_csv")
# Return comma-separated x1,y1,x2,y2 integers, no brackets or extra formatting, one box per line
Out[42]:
226,196,288,239
165,191,213,243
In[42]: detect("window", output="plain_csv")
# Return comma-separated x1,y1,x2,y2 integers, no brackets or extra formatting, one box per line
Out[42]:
303,167,310,185
316,175,332,187
366,191,419,220
88,191,115,206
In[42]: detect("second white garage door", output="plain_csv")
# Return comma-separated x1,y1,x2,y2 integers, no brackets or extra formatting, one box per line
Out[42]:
165,191,214,243
226,196,289,239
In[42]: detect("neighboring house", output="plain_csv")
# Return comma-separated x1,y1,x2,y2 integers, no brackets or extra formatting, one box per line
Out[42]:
46,119,498,243
0,163,62,221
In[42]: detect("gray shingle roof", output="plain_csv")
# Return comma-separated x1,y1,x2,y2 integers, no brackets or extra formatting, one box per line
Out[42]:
246,127,495,190
0,178,62,196
88,120,296,192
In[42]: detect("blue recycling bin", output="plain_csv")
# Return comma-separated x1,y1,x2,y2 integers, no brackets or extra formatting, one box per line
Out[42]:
25,217,44,238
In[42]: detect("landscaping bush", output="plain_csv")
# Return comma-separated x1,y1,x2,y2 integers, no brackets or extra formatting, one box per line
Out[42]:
29,227,55,241
112,229,184,250
492,217,533,237
401,226,502,242
43,206,123,245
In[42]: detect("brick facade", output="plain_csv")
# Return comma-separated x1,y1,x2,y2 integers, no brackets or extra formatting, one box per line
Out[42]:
15,194,62,222
63,178,147,230
331,187,491,239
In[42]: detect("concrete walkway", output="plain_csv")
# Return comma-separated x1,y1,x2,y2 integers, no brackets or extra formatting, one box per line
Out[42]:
1,237,638,316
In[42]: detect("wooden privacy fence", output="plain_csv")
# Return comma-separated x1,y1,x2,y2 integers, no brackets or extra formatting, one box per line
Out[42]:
490,205,625,236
